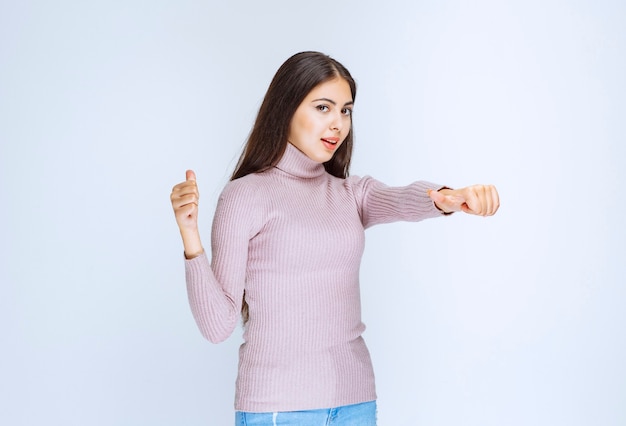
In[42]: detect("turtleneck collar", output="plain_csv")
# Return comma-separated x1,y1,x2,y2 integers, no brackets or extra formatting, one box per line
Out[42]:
274,143,326,179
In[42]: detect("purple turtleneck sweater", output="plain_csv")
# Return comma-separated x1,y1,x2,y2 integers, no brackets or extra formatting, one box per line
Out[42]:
184,143,445,412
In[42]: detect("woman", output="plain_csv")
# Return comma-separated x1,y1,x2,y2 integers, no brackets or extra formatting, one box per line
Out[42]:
170,51,499,425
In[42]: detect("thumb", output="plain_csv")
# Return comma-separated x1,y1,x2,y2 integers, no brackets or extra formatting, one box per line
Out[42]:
428,188,464,213
186,169,196,181
427,189,446,205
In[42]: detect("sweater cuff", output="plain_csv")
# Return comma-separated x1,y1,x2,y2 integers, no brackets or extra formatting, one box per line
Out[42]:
184,251,211,277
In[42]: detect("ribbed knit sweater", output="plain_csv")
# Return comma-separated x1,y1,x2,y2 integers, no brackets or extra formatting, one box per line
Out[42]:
184,143,445,412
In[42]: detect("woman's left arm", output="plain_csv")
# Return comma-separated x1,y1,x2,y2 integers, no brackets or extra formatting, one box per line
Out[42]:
428,185,500,216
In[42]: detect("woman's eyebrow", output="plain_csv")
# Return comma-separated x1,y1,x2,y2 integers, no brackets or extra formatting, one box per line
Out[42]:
311,97,354,107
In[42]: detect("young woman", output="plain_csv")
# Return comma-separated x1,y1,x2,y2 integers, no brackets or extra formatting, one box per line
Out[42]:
170,51,499,425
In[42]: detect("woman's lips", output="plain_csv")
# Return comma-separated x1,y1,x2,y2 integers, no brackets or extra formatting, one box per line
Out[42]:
321,137,339,150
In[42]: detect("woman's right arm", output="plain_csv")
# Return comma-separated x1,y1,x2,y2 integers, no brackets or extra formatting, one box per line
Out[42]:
170,171,257,343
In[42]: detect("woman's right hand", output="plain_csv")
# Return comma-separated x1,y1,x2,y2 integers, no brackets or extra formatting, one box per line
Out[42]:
170,170,204,258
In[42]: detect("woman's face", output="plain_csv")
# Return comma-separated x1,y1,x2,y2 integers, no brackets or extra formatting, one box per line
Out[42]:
287,77,353,163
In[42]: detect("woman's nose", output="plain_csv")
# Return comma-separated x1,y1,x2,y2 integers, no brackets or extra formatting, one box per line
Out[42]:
330,113,342,132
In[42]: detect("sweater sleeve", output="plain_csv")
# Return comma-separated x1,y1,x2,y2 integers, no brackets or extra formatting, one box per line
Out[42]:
347,175,448,229
184,179,262,343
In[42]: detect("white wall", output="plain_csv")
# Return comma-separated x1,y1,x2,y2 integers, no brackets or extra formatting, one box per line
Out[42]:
1,1,624,425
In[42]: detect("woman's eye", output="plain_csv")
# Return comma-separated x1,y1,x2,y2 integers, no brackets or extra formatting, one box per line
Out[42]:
342,108,352,117
316,105,330,112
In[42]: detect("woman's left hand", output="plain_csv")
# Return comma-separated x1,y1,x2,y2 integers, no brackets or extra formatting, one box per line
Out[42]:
428,185,500,216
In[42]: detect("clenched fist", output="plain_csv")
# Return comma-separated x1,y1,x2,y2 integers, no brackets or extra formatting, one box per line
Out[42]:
428,185,500,216
170,170,204,258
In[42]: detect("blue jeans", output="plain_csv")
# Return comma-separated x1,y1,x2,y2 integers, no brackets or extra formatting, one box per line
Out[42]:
235,400,377,425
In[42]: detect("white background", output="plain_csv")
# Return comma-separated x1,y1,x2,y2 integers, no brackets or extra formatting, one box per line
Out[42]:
1,0,624,425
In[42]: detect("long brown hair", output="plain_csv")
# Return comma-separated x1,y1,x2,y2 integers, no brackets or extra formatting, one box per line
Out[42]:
234,52,358,324
231,51,357,181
